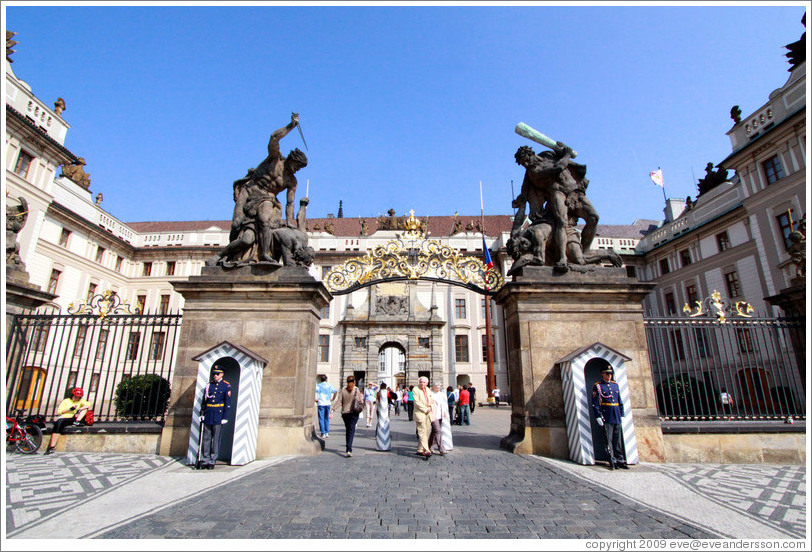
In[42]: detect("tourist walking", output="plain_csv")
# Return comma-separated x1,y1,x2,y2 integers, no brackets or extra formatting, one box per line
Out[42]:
468,383,477,414
493,386,501,406
412,377,435,459
406,385,415,421
393,387,402,416
315,375,337,438
453,385,462,424
428,383,448,455
333,375,364,457
375,383,391,451
364,381,377,428
458,384,471,425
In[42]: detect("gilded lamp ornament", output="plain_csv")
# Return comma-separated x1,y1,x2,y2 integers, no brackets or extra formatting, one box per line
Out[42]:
324,210,504,295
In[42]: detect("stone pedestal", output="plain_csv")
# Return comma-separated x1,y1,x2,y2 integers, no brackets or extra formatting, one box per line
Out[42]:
159,265,331,459
5,277,57,338
493,266,666,462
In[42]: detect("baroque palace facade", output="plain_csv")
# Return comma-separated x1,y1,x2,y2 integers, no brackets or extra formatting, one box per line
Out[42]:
5,28,805,404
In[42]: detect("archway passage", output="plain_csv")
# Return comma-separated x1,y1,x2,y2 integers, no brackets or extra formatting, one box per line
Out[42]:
377,343,405,389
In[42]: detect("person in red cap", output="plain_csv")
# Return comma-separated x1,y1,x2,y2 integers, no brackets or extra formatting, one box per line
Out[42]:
44,387,90,455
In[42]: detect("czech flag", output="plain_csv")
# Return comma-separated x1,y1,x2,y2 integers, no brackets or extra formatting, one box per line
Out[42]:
483,236,494,269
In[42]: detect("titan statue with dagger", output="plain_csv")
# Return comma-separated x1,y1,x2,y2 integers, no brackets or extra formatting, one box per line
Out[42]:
508,123,618,275
215,113,313,267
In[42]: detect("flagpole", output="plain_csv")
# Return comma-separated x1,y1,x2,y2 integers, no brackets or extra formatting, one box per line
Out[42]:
479,181,496,400
658,166,667,205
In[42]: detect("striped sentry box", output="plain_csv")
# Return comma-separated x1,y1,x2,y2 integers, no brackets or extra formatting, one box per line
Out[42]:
559,343,639,465
187,342,267,466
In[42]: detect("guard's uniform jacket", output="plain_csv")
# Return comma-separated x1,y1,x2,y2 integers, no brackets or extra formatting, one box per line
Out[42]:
202,379,232,425
591,379,623,424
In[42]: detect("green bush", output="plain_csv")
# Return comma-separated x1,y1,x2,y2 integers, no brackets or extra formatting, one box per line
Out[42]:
656,374,718,417
114,374,171,419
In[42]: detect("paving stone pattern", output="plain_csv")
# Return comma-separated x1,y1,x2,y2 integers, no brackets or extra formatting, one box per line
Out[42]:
98,414,713,539
659,464,807,539
5,452,174,535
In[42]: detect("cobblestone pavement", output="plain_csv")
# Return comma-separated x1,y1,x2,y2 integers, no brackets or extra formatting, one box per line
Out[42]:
5,406,807,540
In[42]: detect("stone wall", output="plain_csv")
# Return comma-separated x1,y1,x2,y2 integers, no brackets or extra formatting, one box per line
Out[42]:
662,433,806,464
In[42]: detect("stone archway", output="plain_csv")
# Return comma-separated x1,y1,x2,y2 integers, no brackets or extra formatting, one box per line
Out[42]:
377,342,406,389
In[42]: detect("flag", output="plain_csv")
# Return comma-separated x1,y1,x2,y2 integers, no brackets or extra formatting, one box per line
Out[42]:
649,169,664,187
483,236,494,269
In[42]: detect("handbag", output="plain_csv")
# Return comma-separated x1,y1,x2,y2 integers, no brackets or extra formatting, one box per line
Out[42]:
350,389,364,414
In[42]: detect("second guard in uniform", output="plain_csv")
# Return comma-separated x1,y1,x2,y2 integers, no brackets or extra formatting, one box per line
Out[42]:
200,366,232,470
591,366,628,470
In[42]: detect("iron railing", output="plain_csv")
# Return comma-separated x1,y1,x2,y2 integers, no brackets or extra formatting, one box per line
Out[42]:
644,314,805,421
6,311,182,423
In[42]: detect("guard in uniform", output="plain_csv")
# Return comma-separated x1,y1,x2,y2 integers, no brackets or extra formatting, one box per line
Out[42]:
200,366,232,470
591,366,628,470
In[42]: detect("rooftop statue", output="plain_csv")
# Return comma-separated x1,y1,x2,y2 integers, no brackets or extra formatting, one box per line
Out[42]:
697,162,729,197
213,113,312,267
509,123,602,274
60,157,91,190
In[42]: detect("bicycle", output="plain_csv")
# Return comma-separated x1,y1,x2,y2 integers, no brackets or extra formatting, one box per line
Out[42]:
6,410,43,454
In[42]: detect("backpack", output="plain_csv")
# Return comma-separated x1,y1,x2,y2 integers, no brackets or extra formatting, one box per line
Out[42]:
84,409,95,426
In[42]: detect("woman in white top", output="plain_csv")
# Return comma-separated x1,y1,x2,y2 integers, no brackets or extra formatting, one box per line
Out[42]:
375,382,391,451
429,383,450,454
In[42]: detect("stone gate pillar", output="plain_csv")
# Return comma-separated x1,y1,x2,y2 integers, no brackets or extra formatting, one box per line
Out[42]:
493,266,666,462
160,265,331,459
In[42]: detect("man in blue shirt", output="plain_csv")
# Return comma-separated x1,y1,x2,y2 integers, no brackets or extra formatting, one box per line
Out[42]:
591,366,628,470
200,366,231,470
315,375,337,438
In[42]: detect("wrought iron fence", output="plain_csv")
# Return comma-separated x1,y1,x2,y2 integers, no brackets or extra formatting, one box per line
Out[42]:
6,308,182,423
645,311,805,422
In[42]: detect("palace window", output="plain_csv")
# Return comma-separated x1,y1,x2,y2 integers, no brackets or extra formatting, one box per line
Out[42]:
659,258,670,275
775,210,798,250
455,335,469,363
736,328,757,353
126,332,141,360
762,155,785,185
142,262,152,276
679,249,692,267
86,283,97,302
89,373,100,393
455,298,467,319
716,231,731,253
73,326,88,357
355,337,367,349
321,304,330,318
418,337,430,349
115,256,123,272
664,292,677,315
32,323,50,352
159,294,170,314
669,329,686,361
694,327,711,358
166,261,176,276
136,294,147,314
724,270,742,299
481,334,491,362
686,284,698,307
14,150,34,178
149,332,166,360
47,269,61,294
318,335,330,362
59,228,72,247
95,329,108,360
95,247,106,263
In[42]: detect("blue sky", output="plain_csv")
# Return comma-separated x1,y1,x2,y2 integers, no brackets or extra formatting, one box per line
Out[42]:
5,3,807,225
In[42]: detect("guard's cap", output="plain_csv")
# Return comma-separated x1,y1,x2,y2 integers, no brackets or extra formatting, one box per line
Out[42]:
212,367,224,374
601,367,614,374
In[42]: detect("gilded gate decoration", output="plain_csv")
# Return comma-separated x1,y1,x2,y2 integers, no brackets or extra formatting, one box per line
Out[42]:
324,211,504,295
68,290,140,318
682,290,754,323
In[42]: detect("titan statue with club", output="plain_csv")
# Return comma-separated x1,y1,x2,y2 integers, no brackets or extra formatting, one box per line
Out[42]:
509,123,619,274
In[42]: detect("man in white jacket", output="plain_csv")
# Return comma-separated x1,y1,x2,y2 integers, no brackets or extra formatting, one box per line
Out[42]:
429,382,449,455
